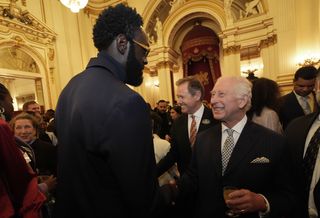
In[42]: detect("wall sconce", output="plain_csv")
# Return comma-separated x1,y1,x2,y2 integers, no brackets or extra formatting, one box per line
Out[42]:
145,79,159,87
241,62,263,78
298,57,320,67
60,0,88,13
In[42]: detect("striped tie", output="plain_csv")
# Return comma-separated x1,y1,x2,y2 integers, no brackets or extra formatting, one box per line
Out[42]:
189,115,197,146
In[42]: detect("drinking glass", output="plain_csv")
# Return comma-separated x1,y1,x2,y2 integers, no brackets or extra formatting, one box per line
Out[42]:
223,186,239,217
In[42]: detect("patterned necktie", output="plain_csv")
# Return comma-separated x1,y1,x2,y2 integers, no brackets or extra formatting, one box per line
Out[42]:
189,115,197,146
301,96,311,115
222,129,235,175
302,125,320,195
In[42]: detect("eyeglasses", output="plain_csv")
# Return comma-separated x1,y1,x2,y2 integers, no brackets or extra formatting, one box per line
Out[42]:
132,39,150,56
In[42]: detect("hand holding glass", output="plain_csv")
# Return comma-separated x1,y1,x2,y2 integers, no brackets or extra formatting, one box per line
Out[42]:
223,186,240,217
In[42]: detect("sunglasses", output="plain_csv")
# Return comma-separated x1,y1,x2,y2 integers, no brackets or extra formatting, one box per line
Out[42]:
132,39,150,56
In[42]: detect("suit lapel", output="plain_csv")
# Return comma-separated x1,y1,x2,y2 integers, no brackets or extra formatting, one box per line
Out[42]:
210,125,223,178
290,92,305,115
224,121,256,176
295,113,319,162
198,107,213,132
181,114,190,145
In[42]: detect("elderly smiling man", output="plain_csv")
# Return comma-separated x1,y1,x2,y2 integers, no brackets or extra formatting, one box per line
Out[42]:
176,76,297,218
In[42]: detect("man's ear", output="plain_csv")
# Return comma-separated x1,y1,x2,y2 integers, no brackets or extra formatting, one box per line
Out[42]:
238,95,249,109
116,34,128,55
194,91,201,101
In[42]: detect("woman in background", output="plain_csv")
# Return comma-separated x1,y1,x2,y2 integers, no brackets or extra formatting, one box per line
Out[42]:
169,105,182,121
165,105,182,142
247,77,283,134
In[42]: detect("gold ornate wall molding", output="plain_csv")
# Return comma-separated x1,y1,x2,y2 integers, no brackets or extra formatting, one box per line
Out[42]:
0,2,57,109
259,34,277,49
276,73,294,95
84,0,127,16
222,16,276,57
223,45,241,55
0,2,56,45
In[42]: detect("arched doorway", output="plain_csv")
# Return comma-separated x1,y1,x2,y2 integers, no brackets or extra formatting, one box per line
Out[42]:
0,45,50,112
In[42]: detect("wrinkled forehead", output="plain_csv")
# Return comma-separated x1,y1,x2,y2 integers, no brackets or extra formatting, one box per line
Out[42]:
212,79,234,93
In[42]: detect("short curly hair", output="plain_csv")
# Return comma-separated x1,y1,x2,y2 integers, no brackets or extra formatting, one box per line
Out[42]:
93,4,143,51
0,83,9,101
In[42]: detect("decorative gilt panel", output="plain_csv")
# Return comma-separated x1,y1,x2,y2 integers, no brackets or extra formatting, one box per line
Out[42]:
0,2,56,45
223,45,240,55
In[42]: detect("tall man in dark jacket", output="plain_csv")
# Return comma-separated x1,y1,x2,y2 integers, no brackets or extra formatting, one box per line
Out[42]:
55,4,160,218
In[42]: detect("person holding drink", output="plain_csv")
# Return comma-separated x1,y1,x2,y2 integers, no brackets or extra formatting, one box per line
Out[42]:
176,76,297,218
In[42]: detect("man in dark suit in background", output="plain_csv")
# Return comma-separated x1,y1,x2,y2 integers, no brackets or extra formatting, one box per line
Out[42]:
284,68,320,218
279,66,318,129
157,76,217,218
157,76,217,177
55,4,161,218
156,99,171,139
177,76,296,218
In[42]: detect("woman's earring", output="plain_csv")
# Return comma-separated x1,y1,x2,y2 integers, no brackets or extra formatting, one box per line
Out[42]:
0,107,5,120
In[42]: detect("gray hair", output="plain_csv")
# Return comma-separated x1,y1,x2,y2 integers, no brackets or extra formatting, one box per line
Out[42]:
217,76,252,111
176,76,205,100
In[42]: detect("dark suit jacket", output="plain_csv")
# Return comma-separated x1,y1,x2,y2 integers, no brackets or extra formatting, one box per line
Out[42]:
284,112,320,218
179,120,296,218
157,106,217,176
31,139,57,176
279,91,318,129
55,51,159,218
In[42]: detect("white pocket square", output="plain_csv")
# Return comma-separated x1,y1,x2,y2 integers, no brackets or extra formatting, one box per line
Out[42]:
250,157,270,164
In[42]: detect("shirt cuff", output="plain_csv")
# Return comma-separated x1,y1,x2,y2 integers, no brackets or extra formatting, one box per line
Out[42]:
258,194,270,218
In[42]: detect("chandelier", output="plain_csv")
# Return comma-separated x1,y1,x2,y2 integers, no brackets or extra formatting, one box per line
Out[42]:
60,0,89,13
298,57,320,67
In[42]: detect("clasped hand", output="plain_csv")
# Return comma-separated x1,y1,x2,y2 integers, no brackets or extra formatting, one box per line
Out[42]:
225,189,267,214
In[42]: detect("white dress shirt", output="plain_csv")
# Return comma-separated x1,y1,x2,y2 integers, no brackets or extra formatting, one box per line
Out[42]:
188,104,205,138
304,115,320,217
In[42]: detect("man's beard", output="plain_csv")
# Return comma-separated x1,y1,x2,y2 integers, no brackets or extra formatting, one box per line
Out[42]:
125,44,144,86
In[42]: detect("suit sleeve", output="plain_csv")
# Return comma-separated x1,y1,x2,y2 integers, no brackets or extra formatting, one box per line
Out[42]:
156,124,178,177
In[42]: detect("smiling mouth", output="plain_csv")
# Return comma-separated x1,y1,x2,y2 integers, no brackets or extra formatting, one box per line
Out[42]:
213,106,224,111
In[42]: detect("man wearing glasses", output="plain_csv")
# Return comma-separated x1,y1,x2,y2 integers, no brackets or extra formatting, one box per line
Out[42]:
55,4,161,218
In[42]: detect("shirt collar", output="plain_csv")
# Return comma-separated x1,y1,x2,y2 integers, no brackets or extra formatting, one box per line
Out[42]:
189,104,204,119
97,50,126,82
221,115,247,134
293,90,311,100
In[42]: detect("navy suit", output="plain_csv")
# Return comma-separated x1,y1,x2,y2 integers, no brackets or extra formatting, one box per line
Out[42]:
285,112,320,218
55,51,159,218
179,121,296,218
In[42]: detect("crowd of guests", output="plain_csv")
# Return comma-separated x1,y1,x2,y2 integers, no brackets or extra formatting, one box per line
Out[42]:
1,3,320,218
0,90,57,217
